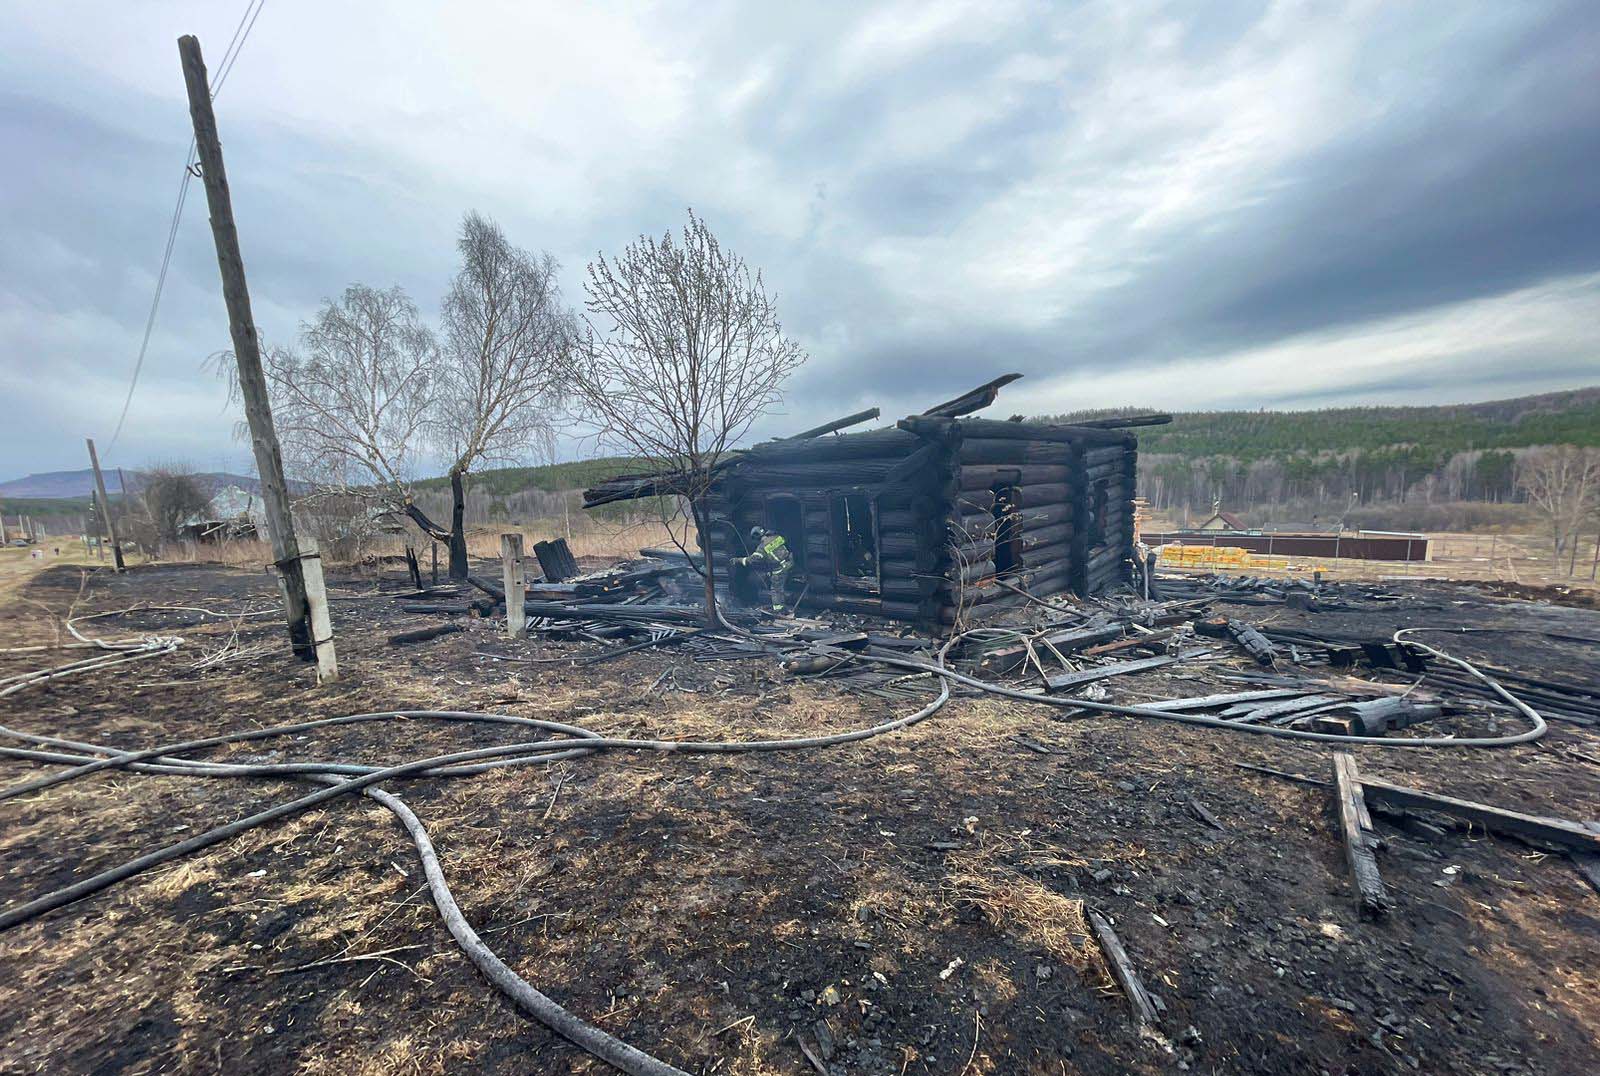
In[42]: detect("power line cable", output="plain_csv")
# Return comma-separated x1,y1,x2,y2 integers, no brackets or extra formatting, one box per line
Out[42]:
106,0,267,455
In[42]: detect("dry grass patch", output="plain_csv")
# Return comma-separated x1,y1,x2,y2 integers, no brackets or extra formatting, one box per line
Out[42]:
947,838,1111,989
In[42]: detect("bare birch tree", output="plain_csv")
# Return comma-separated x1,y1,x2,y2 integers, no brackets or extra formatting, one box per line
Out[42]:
262,284,439,537
570,210,807,623
435,211,574,578
1516,446,1600,573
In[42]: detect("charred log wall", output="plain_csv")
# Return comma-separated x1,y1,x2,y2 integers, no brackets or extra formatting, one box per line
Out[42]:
693,416,1138,628
899,416,1136,623
700,428,959,625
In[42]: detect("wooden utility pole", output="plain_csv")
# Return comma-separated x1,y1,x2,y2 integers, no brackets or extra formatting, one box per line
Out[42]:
85,438,125,570
178,33,328,669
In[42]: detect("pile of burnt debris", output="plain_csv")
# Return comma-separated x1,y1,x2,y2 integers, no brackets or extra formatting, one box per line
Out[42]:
384,538,1600,734
377,542,1600,929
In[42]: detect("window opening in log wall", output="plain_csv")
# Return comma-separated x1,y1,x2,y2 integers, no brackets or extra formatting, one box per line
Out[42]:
829,492,879,591
992,482,1022,577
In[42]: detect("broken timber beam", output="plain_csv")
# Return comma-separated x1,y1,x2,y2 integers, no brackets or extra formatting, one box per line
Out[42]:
1575,823,1600,896
1134,689,1304,713
1332,752,1390,916
387,623,464,647
1360,779,1600,854
779,407,881,441
1045,653,1181,692
921,373,1023,419
1062,413,1173,430
1087,909,1158,1026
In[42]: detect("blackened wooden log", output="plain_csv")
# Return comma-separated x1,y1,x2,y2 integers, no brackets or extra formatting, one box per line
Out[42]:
881,576,944,599
881,443,952,484
877,598,929,620
958,484,1072,512
777,407,882,441
958,439,1076,465
826,596,887,616
953,521,1081,563
901,414,1134,446
1071,413,1171,429
920,373,1023,418
1020,538,1073,567
734,459,929,488
884,552,993,584
959,464,1074,491
956,502,1073,534
466,573,506,600
533,538,578,582
950,561,1075,609
401,602,475,615
387,622,465,646
744,427,921,463
1020,522,1073,550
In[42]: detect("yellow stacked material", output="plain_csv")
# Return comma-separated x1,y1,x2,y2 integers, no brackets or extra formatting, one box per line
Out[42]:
1155,544,1289,571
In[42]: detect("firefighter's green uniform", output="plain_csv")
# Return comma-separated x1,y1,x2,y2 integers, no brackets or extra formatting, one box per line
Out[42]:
738,532,794,611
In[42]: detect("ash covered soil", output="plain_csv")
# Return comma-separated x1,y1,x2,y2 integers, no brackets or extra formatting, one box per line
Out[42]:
1,561,1597,1076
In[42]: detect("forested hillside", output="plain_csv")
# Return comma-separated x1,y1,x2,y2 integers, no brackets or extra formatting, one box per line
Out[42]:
1045,386,1600,522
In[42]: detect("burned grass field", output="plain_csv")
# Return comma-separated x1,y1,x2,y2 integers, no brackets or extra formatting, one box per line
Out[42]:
1,560,1598,1075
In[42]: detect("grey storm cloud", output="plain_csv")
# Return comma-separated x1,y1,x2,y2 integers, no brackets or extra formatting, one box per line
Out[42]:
2,0,1598,477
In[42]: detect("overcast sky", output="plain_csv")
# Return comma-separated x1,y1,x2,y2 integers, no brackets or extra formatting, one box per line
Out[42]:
3,0,1598,479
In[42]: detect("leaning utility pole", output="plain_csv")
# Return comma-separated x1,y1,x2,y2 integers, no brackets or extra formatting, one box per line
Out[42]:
85,438,125,571
178,34,335,680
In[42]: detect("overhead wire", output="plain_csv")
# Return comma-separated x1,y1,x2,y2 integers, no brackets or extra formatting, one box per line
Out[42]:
106,0,267,454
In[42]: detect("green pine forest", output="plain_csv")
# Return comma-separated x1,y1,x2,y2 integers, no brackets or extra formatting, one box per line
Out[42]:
1043,386,1599,524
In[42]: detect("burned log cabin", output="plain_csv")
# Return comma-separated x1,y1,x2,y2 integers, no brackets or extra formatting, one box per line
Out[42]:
584,376,1166,628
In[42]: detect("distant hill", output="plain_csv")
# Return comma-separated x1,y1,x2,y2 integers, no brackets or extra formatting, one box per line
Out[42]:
1044,386,1600,461
0,469,263,501
1045,385,1600,515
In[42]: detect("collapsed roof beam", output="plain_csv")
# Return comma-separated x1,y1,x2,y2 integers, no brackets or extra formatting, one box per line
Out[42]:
921,373,1023,419
1066,413,1173,429
779,407,881,441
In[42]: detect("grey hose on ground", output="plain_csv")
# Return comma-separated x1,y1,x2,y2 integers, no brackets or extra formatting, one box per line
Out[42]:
364,782,693,1076
0,639,954,1076
0,599,1545,1075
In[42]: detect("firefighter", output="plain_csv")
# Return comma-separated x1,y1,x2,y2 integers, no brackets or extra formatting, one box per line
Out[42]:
734,526,794,612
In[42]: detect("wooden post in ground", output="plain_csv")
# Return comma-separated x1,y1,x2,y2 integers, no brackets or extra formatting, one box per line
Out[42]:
501,533,525,637
178,34,314,659
85,438,125,570
298,538,339,683
430,541,439,586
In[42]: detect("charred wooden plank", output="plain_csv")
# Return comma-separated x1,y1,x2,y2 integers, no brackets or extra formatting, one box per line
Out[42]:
387,623,464,646
1044,653,1181,692
1087,910,1159,1026
1131,688,1304,712
1360,780,1600,853
1333,752,1390,917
